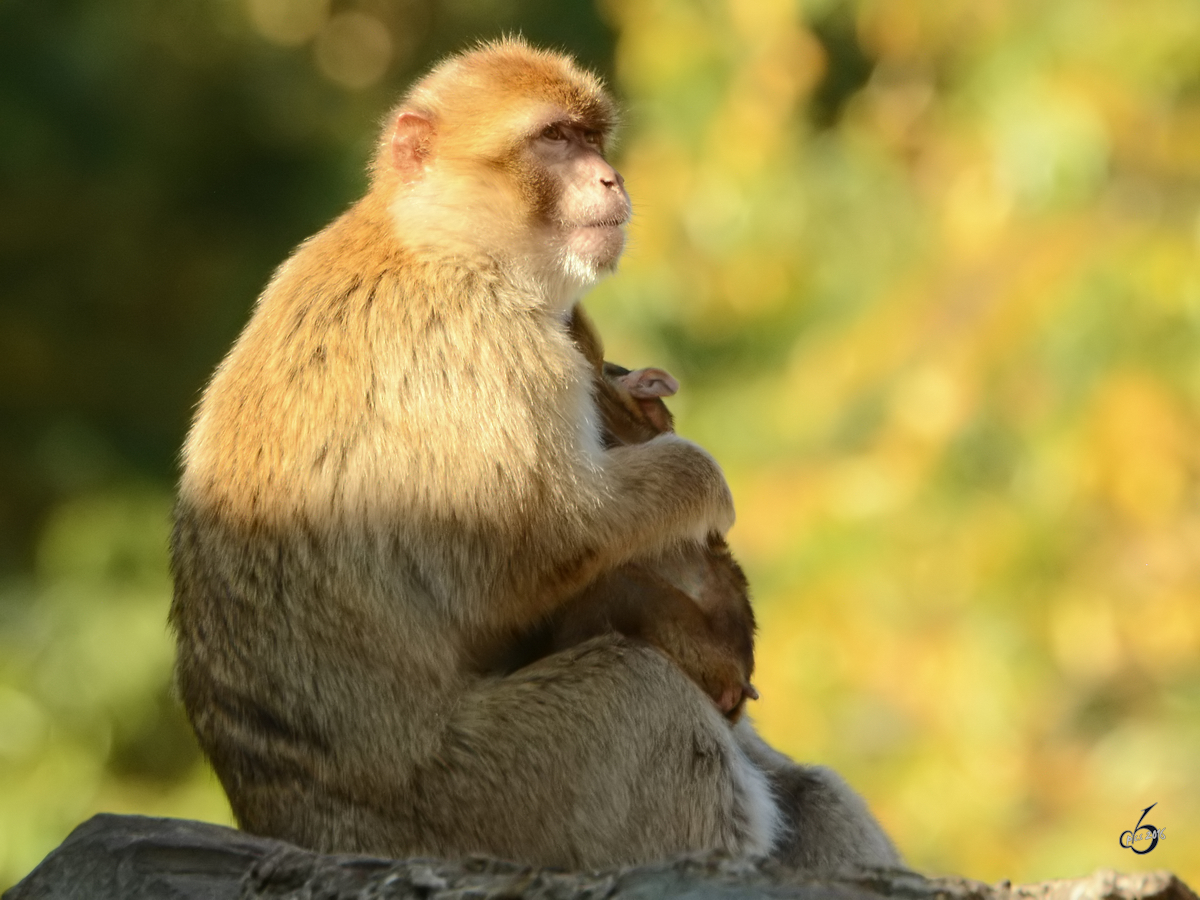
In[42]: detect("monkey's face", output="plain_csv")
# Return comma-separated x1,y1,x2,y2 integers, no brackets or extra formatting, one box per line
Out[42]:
385,106,630,302
522,117,631,283
377,40,628,305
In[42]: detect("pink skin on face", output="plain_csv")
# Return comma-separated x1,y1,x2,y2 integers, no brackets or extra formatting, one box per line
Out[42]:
529,121,631,273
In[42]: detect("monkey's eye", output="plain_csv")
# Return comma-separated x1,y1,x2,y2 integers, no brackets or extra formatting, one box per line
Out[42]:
540,124,567,142
583,130,603,149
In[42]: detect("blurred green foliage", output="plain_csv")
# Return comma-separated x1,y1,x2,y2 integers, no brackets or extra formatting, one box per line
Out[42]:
2,0,1199,890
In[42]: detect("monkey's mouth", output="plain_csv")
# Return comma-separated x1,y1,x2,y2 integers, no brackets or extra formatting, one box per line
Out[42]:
564,217,627,271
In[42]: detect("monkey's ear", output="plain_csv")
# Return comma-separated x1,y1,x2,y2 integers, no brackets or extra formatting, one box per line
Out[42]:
390,112,435,181
619,368,679,399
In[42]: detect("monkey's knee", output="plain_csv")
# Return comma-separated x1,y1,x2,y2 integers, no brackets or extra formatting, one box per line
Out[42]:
485,636,782,863
597,637,782,859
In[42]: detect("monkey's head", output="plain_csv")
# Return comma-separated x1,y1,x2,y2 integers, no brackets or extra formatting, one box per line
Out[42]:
374,38,630,304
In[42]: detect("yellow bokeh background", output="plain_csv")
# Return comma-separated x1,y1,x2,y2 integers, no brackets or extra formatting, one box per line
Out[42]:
2,0,1198,889
593,0,1200,881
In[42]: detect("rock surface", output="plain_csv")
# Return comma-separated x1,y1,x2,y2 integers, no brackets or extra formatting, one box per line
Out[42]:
3,815,1195,900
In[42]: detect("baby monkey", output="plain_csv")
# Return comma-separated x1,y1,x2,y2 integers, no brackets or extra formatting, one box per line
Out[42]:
551,307,759,719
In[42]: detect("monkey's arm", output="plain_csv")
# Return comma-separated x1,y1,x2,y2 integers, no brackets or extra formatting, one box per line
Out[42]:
506,434,734,620
563,303,730,546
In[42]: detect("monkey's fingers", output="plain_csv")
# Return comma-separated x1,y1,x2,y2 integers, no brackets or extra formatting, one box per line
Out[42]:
742,682,760,701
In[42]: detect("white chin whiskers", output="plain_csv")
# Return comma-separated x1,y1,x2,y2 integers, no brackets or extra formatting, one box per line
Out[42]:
511,224,624,312
562,225,624,279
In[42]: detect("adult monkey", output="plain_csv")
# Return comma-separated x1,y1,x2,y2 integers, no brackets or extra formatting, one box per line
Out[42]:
170,38,901,871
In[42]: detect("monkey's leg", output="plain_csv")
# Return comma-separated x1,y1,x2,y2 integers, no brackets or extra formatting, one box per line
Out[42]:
391,636,781,869
732,720,904,871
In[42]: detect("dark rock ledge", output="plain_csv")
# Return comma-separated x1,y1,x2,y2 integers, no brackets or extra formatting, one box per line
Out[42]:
3,815,1194,900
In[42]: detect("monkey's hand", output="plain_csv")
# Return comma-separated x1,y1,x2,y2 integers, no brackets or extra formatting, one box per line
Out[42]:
609,433,735,542
665,433,737,541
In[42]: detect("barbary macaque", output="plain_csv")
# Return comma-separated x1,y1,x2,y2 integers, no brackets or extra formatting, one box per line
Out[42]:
170,38,901,871
547,305,758,719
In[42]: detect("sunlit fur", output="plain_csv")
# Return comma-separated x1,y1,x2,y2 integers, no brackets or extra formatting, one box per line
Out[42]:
377,39,627,309
169,37,901,872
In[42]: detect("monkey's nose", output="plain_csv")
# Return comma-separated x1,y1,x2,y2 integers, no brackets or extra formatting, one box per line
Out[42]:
602,172,625,191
